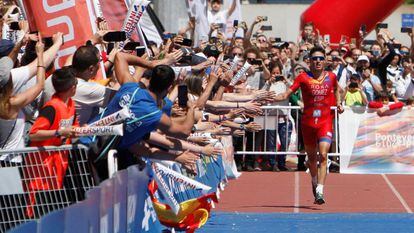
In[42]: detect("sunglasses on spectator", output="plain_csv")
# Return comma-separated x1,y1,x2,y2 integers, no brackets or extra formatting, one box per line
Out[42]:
311,56,325,61
233,53,243,56
258,39,267,43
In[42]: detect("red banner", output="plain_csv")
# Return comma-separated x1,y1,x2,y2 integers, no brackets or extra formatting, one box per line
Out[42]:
22,0,97,68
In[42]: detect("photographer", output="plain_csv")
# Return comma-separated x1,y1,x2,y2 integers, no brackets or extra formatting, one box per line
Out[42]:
244,47,270,90
343,74,368,107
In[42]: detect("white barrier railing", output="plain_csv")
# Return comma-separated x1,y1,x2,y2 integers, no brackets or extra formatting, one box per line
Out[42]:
0,145,95,233
236,105,340,157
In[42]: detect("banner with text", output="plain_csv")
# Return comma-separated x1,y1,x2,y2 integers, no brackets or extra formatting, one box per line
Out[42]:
339,107,414,174
22,0,97,68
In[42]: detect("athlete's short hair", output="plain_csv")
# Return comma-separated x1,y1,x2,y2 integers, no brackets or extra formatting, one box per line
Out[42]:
309,46,326,57
149,65,175,93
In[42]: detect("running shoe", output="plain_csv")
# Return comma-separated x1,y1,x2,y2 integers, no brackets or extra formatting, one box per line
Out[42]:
314,192,325,205
312,183,317,198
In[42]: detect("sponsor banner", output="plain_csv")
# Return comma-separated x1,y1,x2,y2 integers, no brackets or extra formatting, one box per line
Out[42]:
139,5,164,47
152,162,212,192
120,0,150,48
22,0,97,69
74,124,124,136
339,107,414,174
89,107,131,127
220,136,241,179
230,61,251,86
152,162,181,215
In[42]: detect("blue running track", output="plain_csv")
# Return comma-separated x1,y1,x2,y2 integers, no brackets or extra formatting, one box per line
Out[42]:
199,212,414,233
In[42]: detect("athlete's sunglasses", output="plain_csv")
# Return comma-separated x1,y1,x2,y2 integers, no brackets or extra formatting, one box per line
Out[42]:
311,56,325,62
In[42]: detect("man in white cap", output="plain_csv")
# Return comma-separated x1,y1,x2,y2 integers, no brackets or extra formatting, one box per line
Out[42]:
357,55,382,102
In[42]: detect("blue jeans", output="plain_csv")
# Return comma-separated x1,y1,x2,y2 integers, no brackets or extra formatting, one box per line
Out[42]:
265,121,292,167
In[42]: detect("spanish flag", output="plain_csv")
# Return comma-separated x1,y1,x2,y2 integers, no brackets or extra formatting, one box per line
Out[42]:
148,180,218,233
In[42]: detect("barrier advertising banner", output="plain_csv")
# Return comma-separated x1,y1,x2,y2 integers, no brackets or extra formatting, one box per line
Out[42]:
339,107,414,174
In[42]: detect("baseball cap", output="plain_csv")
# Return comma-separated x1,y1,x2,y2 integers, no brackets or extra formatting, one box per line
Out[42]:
203,44,220,59
0,57,13,88
0,39,15,58
357,55,369,63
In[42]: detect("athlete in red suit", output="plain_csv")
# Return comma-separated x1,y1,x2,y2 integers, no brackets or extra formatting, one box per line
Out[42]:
274,46,344,204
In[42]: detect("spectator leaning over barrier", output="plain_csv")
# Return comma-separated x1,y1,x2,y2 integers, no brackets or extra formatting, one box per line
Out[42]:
29,67,79,146
98,51,201,170
0,33,45,150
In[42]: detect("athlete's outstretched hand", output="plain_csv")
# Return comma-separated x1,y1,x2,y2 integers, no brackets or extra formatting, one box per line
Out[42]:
337,104,344,114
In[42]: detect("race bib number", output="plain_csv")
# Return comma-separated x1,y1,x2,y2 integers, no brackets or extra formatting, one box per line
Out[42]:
312,109,321,118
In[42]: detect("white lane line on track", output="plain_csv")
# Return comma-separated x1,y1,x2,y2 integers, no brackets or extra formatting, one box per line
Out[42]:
381,174,413,213
294,172,300,213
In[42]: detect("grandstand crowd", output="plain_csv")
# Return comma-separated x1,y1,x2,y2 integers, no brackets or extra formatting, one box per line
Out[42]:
0,0,413,176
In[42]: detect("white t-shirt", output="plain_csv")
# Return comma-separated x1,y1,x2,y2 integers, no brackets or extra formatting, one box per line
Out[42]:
395,73,414,100
362,74,381,102
208,9,228,37
44,78,113,125
0,66,38,150
207,10,228,26
10,65,31,95
333,65,348,90
269,81,289,116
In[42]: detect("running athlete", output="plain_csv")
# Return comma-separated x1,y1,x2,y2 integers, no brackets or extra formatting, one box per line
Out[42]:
274,46,344,204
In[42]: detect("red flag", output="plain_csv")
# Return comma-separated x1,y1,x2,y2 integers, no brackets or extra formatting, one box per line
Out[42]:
148,180,218,232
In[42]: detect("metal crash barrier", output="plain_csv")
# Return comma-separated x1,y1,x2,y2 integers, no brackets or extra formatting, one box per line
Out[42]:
0,145,95,233
236,105,340,157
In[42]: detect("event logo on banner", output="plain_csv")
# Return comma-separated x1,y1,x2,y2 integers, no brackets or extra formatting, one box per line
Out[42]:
22,0,98,69
120,0,150,48
339,107,414,174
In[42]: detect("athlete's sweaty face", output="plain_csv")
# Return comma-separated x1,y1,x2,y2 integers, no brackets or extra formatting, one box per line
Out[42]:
310,51,325,72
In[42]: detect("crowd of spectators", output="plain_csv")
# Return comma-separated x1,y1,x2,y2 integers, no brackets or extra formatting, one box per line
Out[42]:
0,0,413,175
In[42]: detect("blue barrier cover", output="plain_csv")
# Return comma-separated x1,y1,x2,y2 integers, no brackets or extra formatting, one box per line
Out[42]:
37,209,65,233
64,202,89,233
8,221,37,233
113,170,128,233
127,165,162,233
100,178,115,233
85,187,101,233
